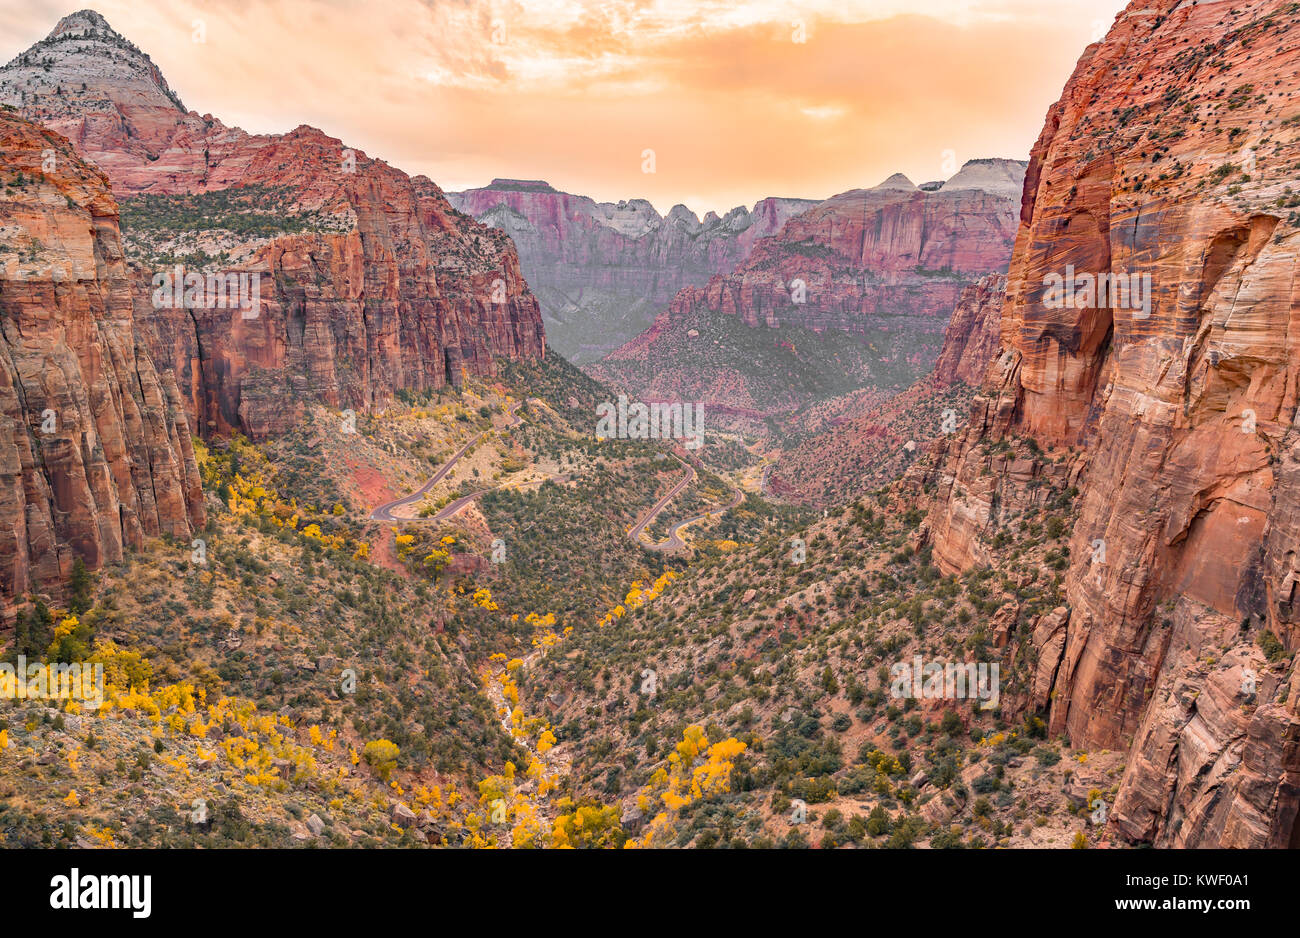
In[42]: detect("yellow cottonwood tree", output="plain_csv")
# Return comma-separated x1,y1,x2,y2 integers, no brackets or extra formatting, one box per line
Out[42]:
625,726,746,848
362,739,400,781
551,798,623,849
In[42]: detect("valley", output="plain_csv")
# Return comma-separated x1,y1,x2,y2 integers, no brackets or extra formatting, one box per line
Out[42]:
0,0,1298,865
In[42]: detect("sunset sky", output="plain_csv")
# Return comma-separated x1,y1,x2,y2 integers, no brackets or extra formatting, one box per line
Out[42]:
1,0,1128,215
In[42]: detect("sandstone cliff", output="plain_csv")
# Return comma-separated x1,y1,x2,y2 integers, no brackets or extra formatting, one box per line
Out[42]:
590,162,1023,415
932,274,1006,386
923,0,1300,847
0,11,545,440
447,179,815,362
0,111,203,616
658,161,1023,337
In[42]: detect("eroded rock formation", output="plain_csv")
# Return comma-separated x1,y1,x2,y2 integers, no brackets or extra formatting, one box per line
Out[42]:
447,179,815,362
589,161,1024,417
933,274,1006,387
660,160,1023,338
0,112,203,615
923,0,1300,847
1,10,545,441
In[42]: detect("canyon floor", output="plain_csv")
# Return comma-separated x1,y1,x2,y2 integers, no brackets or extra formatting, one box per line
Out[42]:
0,353,1124,850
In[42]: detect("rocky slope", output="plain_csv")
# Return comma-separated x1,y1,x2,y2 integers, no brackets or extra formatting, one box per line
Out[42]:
590,161,1023,415
760,274,1003,507
764,381,978,508
922,0,1300,847
447,179,815,362
0,110,203,616
0,10,545,440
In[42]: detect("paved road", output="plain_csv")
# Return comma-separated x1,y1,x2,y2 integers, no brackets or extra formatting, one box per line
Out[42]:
373,404,741,547
649,483,744,551
627,456,695,549
369,402,522,522
426,475,567,523
628,454,743,551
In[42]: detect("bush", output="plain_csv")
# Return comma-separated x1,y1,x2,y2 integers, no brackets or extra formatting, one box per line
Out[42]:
1258,630,1288,663
865,805,891,836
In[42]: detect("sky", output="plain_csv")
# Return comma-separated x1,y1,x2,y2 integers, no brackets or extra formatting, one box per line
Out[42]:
0,0,1129,215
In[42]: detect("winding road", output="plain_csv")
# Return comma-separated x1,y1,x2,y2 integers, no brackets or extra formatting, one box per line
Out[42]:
628,454,744,551
425,475,567,523
369,402,523,522
651,484,744,550
371,401,744,549
626,456,696,549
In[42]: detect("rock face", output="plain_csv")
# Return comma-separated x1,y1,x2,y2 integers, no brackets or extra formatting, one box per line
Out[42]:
446,179,815,362
762,272,1004,507
658,161,1023,338
589,162,1023,414
924,0,1300,847
0,10,545,440
0,112,203,616
933,274,1006,386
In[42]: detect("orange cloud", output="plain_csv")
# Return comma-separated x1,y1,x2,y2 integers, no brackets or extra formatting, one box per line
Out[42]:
0,0,1128,213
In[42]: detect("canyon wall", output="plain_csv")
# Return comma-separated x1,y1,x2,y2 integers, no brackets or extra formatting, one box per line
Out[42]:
588,161,1024,416
660,160,1023,338
932,274,1006,387
0,11,545,441
447,179,815,362
923,0,1300,847
0,112,203,615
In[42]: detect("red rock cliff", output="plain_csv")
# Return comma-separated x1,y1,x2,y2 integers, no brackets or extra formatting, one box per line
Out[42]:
1,11,545,440
662,161,1023,338
933,274,1006,386
448,179,815,362
925,0,1300,847
0,112,203,616
589,162,1024,413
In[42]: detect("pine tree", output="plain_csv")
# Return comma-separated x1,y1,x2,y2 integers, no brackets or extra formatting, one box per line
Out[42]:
15,599,54,658
68,556,91,615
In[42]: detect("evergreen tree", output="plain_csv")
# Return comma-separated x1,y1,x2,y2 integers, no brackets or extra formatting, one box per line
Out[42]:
68,556,92,615
14,598,54,659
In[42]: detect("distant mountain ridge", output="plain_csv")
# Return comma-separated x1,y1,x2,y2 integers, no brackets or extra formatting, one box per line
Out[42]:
589,160,1026,415
447,179,817,361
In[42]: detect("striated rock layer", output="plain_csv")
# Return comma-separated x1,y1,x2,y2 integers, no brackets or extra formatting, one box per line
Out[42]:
0,112,203,615
933,274,1006,386
589,162,1023,416
923,0,1300,847
0,10,545,440
655,160,1023,339
447,179,815,362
